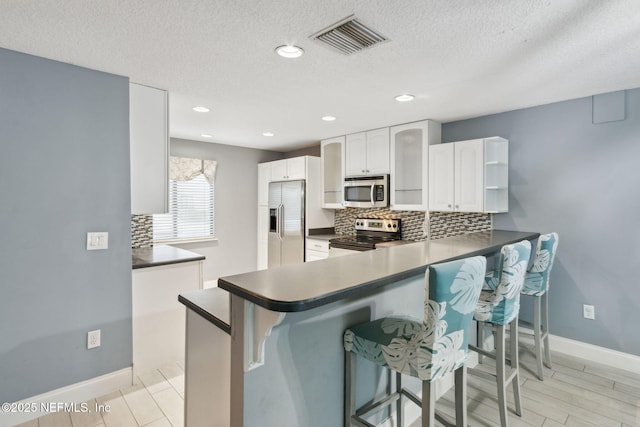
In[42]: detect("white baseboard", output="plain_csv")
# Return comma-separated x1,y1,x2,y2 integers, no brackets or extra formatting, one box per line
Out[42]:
546,332,640,375
0,368,132,426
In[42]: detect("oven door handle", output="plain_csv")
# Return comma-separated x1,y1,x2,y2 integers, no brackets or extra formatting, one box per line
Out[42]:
370,184,375,206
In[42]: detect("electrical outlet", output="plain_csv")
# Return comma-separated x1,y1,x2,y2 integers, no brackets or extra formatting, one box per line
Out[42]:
583,304,595,320
87,329,101,349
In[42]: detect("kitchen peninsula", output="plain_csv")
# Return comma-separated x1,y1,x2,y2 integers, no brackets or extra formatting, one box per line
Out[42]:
178,230,539,427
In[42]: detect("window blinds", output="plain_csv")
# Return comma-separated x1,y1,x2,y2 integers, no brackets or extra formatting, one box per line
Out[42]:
153,173,215,241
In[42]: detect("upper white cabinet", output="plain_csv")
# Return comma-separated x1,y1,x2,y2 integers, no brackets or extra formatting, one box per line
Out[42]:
429,137,509,213
345,128,390,176
320,136,345,209
390,120,441,211
270,157,306,181
130,83,169,214
258,162,271,206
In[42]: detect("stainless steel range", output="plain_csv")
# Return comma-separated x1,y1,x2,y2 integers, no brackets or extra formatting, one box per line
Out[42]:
329,218,402,256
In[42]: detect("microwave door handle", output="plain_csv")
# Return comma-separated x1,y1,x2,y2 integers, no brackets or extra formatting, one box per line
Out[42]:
370,184,375,206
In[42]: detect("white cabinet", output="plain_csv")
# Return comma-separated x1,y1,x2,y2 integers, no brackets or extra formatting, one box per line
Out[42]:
429,137,508,213
390,120,441,211
305,238,329,262
130,83,169,214
321,136,345,209
132,260,202,378
258,163,271,206
345,128,390,176
270,157,306,181
257,163,271,270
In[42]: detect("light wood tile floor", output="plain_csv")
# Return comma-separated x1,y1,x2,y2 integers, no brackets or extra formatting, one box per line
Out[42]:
19,339,640,426
16,362,184,427
409,335,640,427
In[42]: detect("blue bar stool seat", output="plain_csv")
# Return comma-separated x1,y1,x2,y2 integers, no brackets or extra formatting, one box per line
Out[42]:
344,256,486,427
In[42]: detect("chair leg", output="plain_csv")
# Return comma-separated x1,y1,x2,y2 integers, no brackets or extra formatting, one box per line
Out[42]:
495,325,508,427
422,380,436,427
533,296,544,380
510,317,522,417
477,321,485,364
542,292,552,369
454,366,467,427
396,372,403,427
345,350,355,427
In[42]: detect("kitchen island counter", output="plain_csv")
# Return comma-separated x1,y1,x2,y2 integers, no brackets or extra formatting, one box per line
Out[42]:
180,229,539,427
217,229,538,312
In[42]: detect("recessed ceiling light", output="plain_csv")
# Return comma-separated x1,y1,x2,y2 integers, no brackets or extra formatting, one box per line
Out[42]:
322,115,337,121
263,132,274,137
275,45,304,59
193,106,210,113
395,94,415,102
201,134,212,138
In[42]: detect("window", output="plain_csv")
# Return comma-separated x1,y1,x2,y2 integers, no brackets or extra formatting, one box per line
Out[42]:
153,156,216,242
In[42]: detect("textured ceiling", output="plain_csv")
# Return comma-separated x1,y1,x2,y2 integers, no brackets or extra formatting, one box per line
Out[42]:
2,0,640,151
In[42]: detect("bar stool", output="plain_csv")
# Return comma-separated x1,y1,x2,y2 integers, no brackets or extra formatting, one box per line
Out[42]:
344,256,486,427
520,232,559,380
469,240,531,427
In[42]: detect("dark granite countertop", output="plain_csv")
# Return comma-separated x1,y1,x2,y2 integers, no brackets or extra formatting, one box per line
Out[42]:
132,244,205,269
179,287,230,334
179,230,538,316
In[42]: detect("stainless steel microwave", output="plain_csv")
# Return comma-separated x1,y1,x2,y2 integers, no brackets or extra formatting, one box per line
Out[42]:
343,175,389,208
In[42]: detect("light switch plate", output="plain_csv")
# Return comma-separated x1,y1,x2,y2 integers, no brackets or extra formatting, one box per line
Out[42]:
87,232,109,250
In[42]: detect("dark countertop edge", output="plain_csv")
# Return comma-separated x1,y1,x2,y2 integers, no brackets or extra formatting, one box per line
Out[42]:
179,288,231,334
218,266,426,312
218,230,540,313
132,245,205,269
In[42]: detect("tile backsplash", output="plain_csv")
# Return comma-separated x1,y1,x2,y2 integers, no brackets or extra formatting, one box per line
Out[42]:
334,208,491,241
131,214,153,248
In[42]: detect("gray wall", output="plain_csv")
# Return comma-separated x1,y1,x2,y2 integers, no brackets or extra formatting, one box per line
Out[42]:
0,49,132,401
283,144,321,158
442,88,640,356
169,138,281,283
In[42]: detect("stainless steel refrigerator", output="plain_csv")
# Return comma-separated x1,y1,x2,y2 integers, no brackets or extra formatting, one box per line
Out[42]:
268,180,305,268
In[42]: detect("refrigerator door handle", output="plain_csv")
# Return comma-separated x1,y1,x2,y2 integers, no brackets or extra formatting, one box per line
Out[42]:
279,203,285,240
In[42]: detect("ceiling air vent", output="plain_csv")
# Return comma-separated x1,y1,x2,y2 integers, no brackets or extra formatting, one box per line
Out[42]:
310,15,389,55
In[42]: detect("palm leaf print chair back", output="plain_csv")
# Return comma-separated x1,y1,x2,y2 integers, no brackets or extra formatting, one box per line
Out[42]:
475,240,532,325
344,255,486,426
470,239,532,427
523,232,558,296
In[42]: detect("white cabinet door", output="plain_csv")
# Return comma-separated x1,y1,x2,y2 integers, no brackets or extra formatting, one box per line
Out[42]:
321,136,345,208
270,160,287,181
365,128,390,175
391,120,440,211
286,157,306,180
130,83,168,214
428,143,455,211
258,163,271,206
270,158,305,181
257,206,269,270
454,139,484,212
345,132,367,176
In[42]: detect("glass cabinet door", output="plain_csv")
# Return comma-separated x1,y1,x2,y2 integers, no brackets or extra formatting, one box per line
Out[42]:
390,120,441,211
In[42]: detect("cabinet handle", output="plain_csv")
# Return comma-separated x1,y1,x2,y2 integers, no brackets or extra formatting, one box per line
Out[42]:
447,204,452,208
